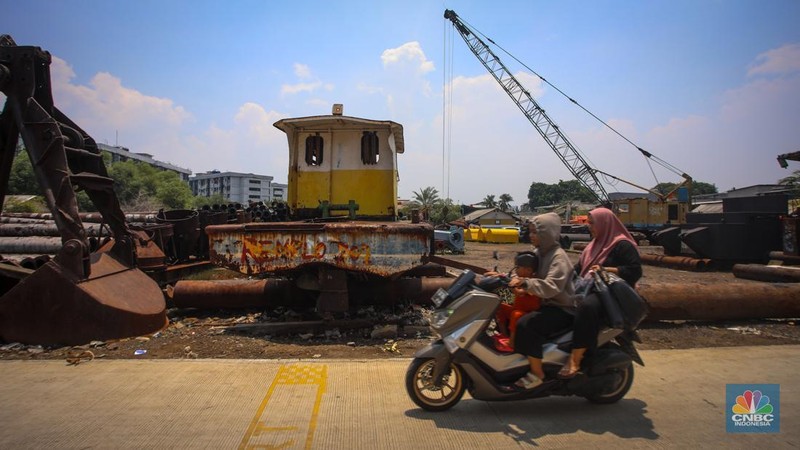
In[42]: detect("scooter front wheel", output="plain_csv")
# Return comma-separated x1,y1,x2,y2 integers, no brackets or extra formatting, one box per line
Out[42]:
405,357,466,412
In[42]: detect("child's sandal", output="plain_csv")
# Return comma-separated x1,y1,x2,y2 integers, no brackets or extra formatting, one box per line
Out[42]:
513,372,543,390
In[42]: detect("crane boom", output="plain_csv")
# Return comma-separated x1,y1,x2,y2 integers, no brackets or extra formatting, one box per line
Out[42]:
444,9,609,204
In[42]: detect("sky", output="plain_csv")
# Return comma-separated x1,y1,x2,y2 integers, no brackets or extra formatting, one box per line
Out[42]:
2,0,799,207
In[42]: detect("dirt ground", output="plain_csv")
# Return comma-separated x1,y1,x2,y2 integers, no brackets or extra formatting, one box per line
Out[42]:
2,241,799,362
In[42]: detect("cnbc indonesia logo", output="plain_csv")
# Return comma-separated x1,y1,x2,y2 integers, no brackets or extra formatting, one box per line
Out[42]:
727,385,780,433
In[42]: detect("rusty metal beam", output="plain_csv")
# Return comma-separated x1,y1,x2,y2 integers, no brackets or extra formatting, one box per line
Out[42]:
428,255,489,274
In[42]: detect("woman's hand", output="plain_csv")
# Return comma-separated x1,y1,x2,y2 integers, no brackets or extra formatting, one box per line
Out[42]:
590,264,618,274
508,276,526,289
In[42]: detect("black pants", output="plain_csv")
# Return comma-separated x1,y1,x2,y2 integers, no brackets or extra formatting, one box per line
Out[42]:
513,306,574,359
572,292,603,352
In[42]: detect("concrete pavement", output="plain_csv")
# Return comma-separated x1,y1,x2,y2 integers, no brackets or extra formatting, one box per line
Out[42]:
0,345,797,449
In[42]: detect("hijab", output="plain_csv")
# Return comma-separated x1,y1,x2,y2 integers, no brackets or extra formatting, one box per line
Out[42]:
578,207,637,277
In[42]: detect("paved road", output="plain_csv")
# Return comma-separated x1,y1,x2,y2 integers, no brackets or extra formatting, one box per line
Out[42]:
0,345,797,449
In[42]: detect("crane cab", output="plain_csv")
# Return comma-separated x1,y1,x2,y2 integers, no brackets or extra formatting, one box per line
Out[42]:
274,104,403,220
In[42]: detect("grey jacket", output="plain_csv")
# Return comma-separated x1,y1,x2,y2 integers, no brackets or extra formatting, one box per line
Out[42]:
522,212,576,312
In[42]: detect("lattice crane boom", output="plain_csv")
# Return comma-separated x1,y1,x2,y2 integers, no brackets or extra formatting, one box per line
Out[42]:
444,9,609,204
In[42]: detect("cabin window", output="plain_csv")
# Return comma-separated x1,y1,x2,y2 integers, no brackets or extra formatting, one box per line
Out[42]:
668,204,678,221
305,134,324,166
361,131,380,165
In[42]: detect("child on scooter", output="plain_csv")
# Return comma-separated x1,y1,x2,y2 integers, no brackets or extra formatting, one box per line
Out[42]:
492,252,541,352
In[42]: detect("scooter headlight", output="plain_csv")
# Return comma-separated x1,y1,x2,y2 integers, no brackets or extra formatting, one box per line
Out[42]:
431,288,449,308
431,309,453,328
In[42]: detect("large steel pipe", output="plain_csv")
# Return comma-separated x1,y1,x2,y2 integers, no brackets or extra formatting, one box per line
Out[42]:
638,282,800,320
170,276,455,309
768,251,800,265
171,279,294,309
732,264,800,283
1,212,159,223
639,253,713,271
0,223,111,237
0,237,63,254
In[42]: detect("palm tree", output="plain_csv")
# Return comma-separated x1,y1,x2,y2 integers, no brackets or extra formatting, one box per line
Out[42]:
498,193,513,211
780,170,800,194
482,194,497,208
412,186,441,219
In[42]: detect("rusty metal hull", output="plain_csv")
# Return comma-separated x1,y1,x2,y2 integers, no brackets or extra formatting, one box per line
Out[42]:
205,221,433,277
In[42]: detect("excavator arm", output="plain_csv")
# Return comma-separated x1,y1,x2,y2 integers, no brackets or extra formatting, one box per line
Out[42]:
0,35,166,345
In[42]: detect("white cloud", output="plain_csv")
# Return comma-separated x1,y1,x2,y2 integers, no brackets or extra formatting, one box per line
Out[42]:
293,63,312,79
280,63,331,96
48,56,289,181
51,56,191,135
748,43,800,77
381,41,435,74
281,81,323,95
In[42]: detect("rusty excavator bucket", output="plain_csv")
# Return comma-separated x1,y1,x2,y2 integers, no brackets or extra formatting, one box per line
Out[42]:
0,35,166,345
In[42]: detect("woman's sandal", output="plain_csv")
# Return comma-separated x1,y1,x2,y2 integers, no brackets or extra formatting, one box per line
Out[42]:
557,364,583,380
513,372,544,390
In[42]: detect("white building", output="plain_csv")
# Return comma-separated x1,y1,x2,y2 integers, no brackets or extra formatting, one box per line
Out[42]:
98,143,192,181
189,171,287,204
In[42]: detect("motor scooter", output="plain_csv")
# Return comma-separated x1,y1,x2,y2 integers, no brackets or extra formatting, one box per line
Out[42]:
405,269,644,411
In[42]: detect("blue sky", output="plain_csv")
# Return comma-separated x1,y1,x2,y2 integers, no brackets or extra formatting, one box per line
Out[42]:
2,0,799,206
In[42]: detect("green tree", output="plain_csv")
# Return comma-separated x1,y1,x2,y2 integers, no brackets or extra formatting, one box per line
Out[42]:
779,170,800,196
481,194,497,208
653,181,717,197
193,193,228,209
498,193,513,211
428,199,463,224
107,160,193,210
411,186,441,219
7,150,40,195
527,180,594,208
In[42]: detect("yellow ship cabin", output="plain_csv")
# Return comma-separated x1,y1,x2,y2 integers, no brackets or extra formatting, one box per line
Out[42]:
274,104,402,220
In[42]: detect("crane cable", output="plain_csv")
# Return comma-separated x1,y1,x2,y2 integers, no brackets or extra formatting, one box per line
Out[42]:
456,15,687,180
442,19,455,200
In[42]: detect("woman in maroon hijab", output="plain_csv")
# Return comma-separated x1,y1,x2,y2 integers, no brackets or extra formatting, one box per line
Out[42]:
558,207,642,379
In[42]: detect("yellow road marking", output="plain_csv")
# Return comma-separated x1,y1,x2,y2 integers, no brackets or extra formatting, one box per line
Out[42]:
239,364,327,450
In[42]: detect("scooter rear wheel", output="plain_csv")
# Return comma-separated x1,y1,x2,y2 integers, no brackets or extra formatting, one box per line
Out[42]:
585,361,634,404
405,357,466,411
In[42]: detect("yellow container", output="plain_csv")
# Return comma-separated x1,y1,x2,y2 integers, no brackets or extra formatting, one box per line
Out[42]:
483,228,519,244
464,228,475,242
